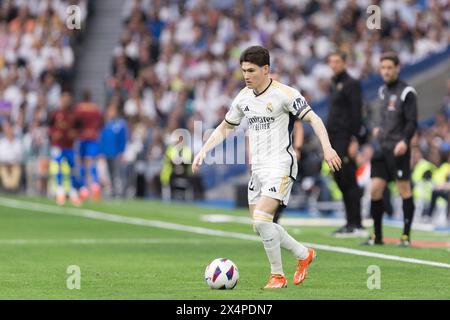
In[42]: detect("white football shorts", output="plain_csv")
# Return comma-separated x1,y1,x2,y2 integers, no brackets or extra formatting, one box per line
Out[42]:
247,170,294,206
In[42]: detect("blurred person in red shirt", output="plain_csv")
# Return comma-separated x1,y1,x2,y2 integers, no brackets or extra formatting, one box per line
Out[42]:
48,91,81,206
75,89,103,201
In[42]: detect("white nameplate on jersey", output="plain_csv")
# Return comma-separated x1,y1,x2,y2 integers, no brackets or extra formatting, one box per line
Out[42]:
388,95,397,111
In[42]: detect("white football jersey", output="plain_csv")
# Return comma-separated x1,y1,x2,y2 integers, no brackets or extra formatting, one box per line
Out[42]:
225,79,312,179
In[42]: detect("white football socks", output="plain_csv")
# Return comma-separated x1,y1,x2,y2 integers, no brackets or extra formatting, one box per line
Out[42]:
273,223,309,260
253,209,310,275
253,210,284,275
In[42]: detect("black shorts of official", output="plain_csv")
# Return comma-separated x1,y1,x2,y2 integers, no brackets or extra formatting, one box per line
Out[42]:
371,148,411,182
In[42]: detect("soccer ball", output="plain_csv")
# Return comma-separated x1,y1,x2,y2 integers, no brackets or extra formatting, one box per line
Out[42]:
204,258,239,290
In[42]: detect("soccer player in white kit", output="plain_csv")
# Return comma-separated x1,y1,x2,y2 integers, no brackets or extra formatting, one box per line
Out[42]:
192,46,342,288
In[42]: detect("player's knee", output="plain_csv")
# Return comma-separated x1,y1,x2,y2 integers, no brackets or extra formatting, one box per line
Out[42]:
397,182,412,198
253,209,274,233
370,188,383,200
253,217,271,231
399,189,412,199
253,220,274,247
253,220,266,234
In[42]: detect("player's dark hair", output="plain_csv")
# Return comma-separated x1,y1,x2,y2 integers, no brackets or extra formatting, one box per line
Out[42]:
239,46,270,67
327,50,347,62
380,52,400,66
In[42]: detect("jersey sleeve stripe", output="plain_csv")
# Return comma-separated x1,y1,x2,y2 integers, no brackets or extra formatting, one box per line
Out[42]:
300,108,312,120
400,86,417,101
294,101,310,115
224,118,240,126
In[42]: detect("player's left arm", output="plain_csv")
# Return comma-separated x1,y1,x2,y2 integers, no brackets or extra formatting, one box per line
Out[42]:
293,121,304,161
402,90,418,144
301,110,342,172
286,94,341,172
394,89,418,156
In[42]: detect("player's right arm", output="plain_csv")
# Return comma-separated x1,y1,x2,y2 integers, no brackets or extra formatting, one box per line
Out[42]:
192,92,245,174
192,120,236,173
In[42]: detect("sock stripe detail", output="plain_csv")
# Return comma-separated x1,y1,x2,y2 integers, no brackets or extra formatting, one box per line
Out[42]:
253,215,273,222
253,210,274,221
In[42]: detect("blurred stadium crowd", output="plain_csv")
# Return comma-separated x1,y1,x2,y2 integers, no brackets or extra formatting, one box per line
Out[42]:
0,0,449,222
0,0,89,194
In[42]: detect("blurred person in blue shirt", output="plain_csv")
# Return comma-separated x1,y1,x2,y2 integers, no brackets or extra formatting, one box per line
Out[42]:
100,100,128,197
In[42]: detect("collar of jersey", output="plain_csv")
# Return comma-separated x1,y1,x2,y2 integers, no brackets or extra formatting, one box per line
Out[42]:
253,78,273,97
386,78,400,89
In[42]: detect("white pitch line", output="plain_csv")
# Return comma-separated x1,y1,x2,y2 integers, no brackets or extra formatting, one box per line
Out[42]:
0,238,206,245
201,214,441,232
1,197,450,270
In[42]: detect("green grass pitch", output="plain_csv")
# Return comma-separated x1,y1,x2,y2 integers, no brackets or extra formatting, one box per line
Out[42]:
0,195,449,300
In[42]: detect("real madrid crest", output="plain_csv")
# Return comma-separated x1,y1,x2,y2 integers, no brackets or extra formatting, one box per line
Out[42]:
266,102,273,113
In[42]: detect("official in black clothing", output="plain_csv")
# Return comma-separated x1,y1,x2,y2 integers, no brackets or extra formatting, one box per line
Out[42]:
365,52,418,247
326,51,366,237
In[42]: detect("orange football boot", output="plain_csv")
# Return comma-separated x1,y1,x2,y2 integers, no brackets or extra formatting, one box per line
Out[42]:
264,274,287,289
70,193,82,206
56,192,66,206
79,187,90,201
293,248,316,285
91,183,101,202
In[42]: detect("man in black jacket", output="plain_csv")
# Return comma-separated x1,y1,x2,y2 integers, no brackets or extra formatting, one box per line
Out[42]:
327,51,366,237
364,52,418,247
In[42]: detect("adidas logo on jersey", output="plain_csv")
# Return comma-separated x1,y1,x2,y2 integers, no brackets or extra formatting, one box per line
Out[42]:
244,106,250,112
268,187,277,192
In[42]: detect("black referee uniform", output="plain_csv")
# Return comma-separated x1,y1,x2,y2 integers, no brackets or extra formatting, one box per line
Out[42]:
327,70,364,234
370,78,418,243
